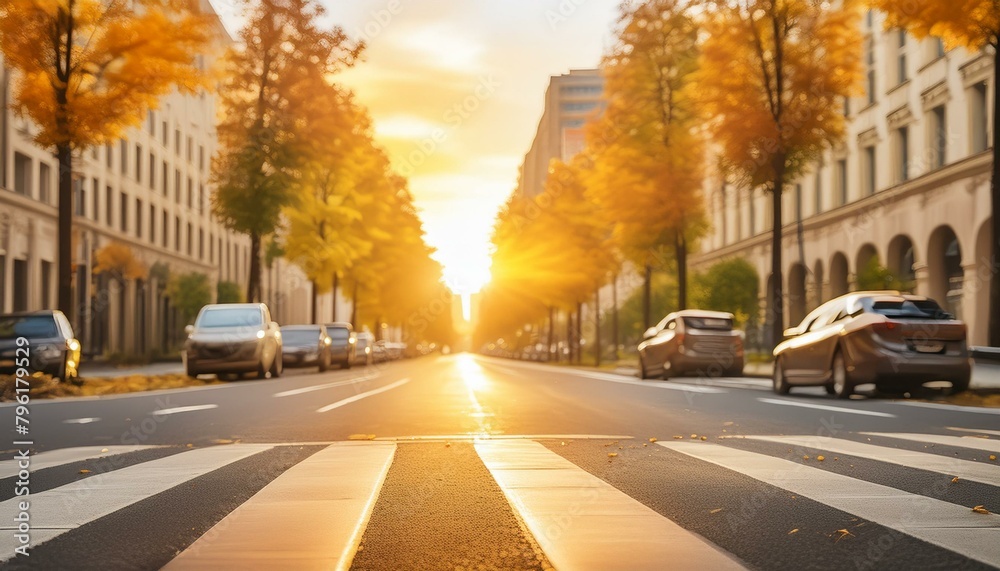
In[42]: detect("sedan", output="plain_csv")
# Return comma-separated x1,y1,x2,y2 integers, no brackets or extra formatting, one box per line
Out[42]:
0,310,81,382
323,322,356,369
638,310,744,379
353,332,374,366
280,325,332,372
184,303,283,380
773,291,971,398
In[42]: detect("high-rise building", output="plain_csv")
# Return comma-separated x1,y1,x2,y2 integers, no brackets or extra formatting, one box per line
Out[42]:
516,69,604,198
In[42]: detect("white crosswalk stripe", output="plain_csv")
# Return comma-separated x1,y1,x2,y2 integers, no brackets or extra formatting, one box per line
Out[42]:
735,435,1000,485
659,441,1000,567
0,445,163,478
5,433,1000,568
0,444,273,561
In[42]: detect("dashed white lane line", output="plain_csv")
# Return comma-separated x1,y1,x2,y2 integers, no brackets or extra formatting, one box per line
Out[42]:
316,379,411,413
152,404,219,416
947,427,1000,437
572,371,728,393
863,432,1000,454
63,417,101,424
889,401,1000,415
273,375,377,398
756,397,897,418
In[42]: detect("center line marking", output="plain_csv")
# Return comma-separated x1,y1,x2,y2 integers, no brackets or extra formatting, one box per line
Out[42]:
756,397,897,418
152,404,219,416
274,375,377,398
317,379,410,413
63,417,101,424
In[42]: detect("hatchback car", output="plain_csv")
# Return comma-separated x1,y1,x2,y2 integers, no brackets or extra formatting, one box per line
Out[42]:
184,303,283,379
773,291,971,398
280,325,332,372
353,331,374,366
0,310,81,381
323,322,355,369
638,310,744,379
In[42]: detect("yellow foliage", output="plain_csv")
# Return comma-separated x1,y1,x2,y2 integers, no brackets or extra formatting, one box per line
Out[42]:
874,0,999,51
93,242,147,281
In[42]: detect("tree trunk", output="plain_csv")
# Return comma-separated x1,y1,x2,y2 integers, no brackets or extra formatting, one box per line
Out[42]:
770,156,786,350
565,310,572,364
247,232,261,302
57,143,74,321
351,280,358,327
575,302,583,364
643,263,653,330
310,280,317,324
989,45,1000,347
547,306,555,362
612,274,619,361
594,288,601,367
331,272,339,322
675,229,688,310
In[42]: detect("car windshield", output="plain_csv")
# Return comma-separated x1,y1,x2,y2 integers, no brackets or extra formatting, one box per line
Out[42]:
281,329,320,344
326,327,351,340
683,317,732,331
0,316,59,339
868,299,952,320
197,308,262,328
356,337,369,349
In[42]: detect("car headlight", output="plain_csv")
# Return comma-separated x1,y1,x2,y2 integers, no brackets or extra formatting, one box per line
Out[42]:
36,344,62,360
256,330,265,339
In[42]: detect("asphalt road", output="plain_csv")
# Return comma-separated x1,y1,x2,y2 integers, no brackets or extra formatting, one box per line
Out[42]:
0,353,998,570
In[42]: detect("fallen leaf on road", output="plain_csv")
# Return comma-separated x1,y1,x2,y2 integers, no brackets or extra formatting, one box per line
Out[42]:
803,455,810,460
674,436,683,439
212,439,234,445
990,455,997,461
186,443,193,448
690,434,698,439
700,436,707,441
649,437,658,443
952,477,960,484
817,455,825,461
79,469,91,474
723,421,734,426
972,505,990,514
445,442,451,447
788,529,799,535
348,434,376,441
709,508,723,514
608,452,618,458
834,529,854,543
100,448,109,453
643,443,648,447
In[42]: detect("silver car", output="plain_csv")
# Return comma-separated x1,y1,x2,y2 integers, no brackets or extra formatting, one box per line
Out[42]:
184,303,283,380
638,310,744,379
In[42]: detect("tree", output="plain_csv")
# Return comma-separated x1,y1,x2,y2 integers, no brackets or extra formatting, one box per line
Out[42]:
855,255,905,292
217,281,244,303
93,242,147,283
691,258,760,326
166,272,212,323
586,0,706,327
211,0,361,302
698,0,863,347
872,1,999,345
0,0,212,321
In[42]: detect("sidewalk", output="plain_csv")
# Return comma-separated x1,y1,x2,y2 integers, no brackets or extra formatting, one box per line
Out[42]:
79,360,184,379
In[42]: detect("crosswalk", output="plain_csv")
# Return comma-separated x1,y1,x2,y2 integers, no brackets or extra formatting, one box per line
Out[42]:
2,431,999,569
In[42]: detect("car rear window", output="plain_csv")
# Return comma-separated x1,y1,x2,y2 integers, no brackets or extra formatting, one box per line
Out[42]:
282,329,320,343
0,316,59,339
326,327,351,340
869,299,952,320
683,317,733,330
197,308,263,328
356,337,369,349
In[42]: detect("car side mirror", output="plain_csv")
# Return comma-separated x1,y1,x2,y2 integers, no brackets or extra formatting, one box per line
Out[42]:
269,321,279,330
783,327,800,338
643,327,659,339
185,325,195,335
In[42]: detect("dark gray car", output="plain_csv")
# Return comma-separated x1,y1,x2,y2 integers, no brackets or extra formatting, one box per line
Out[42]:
0,311,81,381
773,291,971,398
323,322,355,369
280,325,332,372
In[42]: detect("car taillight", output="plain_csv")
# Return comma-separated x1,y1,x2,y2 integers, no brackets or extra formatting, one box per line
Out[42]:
872,321,898,334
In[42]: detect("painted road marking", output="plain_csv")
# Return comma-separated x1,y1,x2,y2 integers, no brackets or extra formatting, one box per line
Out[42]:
476,440,745,571
316,379,411,413
62,417,101,424
273,375,377,398
947,427,1000,437
165,442,396,571
152,404,219,416
660,441,1000,567
0,445,162,478
756,397,897,418
862,433,1000,454
889,401,1000,415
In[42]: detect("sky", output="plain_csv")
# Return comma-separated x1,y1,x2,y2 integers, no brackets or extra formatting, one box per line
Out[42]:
215,0,620,295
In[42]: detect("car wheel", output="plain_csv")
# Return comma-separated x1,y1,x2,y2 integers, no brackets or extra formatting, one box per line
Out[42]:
773,358,790,395
947,375,970,395
185,358,199,379
662,358,676,380
319,354,329,373
257,359,268,380
638,355,650,380
270,352,283,378
342,359,352,370
831,352,853,399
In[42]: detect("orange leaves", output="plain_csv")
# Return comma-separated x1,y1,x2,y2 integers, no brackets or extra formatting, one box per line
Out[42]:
93,242,148,282
0,0,213,149
874,0,999,51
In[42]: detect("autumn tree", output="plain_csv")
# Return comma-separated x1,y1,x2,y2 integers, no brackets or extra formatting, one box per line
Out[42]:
166,272,212,323
872,1,999,344
698,0,863,347
211,0,361,302
93,242,148,284
0,0,212,321
691,258,760,326
587,0,706,330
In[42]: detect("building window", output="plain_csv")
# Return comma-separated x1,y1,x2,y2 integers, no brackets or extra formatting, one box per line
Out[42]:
162,161,169,195
836,159,848,206
198,229,204,260
106,143,113,168
933,37,945,59
794,184,802,222
175,217,181,251
13,152,32,196
73,176,85,217
895,126,909,182
865,37,875,104
149,153,156,189
186,136,193,162
896,30,907,85
814,169,822,215
862,146,876,196
748,190,756,235
12,260,27,312
92,177,100,222
106,186,114,226
41,261,52,309
150,204,156,243
175,170,181,203
39,163,51,204
120,192,129,232
199,146,205,171
135,144,142,182
135,198,143,238
162,211,169,248
198,184,204,213
147,110,155,134
209,232,215,262
187,223,193,256
175,129,181,154
120,140,128,175
930,105,947,169
187,178,193,208
971,82,989,154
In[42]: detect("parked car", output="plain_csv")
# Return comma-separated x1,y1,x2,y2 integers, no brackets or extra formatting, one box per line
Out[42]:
353,332,374,366
323,322,355,369
773,291,971,398
184,303,283,380
280,325,332,372
638,310,744,379
0,310,81,381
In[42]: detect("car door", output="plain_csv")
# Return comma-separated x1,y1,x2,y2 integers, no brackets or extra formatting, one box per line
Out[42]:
789,301,845,382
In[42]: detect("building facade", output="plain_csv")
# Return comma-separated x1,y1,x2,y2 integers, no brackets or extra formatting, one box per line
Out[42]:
516,69,604,198
693,11,995,346
0,2,318,357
